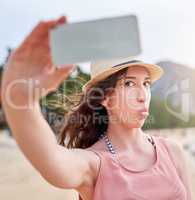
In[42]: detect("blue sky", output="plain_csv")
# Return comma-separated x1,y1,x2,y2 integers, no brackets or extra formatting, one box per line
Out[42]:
1,0,195,73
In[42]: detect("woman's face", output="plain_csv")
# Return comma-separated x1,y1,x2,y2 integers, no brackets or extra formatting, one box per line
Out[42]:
102,66,152,128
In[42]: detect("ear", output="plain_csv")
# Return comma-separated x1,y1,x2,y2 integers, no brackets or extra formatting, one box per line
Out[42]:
101,89,114,109
101,96,109,108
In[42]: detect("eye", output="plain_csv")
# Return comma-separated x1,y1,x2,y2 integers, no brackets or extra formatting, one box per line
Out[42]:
125,80,134,87
144,81,151,87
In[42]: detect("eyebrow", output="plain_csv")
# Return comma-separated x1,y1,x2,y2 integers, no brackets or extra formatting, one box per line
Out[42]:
125,76,151,80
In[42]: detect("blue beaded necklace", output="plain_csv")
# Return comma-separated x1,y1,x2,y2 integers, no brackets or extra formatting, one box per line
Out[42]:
99,133,156,155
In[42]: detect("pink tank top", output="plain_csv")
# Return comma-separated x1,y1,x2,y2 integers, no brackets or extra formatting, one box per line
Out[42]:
81,135,187,200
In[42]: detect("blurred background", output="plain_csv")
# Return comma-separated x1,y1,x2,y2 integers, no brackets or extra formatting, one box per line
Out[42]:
0,0,195,199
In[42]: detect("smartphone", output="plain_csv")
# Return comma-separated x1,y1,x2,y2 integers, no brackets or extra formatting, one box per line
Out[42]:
50,14,141,66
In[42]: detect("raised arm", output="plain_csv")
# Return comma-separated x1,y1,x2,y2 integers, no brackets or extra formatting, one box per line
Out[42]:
1,16,96,190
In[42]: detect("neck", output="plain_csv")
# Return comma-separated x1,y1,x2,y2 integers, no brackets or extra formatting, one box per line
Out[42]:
106,123,147,153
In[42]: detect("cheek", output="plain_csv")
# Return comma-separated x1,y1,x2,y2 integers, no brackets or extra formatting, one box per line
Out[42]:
111,90,132,113
147,93,151,102
106,91,125,112
125,88,151,106
122,90,139,111
106,88,151,113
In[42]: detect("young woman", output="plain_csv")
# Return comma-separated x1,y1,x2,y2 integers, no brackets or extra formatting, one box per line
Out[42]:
1,16,192,200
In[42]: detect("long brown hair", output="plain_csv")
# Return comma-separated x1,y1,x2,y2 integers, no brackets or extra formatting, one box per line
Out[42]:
58,67,128,149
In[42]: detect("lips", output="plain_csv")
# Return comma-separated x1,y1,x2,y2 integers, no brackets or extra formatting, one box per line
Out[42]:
138,108,149,113
137,108,149,119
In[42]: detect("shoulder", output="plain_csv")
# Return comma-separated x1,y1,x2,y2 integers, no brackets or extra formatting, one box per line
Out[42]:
155,135,183,155
157,136,185,175
82,140,105,181
75,142,103,193
160,137,193,199
162,137,184,157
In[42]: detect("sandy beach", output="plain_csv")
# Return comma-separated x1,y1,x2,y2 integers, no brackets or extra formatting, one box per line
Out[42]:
0,131,78,200
0,128,195,200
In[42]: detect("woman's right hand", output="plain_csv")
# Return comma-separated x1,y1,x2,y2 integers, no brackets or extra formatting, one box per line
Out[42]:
1,16,76,107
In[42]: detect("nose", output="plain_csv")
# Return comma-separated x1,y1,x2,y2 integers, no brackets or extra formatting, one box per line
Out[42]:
137,86,148,103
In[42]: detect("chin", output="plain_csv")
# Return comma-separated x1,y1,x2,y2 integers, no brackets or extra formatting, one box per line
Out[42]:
127,120,145,128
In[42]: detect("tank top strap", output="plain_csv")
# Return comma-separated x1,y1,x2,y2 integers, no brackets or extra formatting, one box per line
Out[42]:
78,148,103,200
85,147,114,167
85,137,118,160
155,136,180,174
85,147,104,160
85,145,119,172
85,147,103,164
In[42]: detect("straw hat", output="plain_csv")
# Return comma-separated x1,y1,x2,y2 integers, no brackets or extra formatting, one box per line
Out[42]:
82,57,164,92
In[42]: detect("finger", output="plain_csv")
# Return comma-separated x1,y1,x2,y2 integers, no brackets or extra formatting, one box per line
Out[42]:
45,16,67,29
22,16,67,45
54,16,67,25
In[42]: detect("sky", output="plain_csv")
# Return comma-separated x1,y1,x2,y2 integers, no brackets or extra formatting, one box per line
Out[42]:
1,0,195,73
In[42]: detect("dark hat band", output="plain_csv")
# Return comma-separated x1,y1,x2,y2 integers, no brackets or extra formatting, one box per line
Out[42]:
112,60,142,68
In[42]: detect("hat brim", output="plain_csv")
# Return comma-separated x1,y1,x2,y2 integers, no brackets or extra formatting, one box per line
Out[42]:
82,62,164,92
